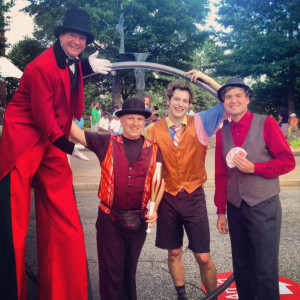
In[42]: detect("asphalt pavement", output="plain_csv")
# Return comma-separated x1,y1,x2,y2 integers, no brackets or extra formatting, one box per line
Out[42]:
26,147,300,299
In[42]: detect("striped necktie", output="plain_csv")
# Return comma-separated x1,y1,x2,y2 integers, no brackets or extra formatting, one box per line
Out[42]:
172,125,182,147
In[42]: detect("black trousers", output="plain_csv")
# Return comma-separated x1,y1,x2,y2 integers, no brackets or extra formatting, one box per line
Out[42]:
96,208,147,300
227,195,281,300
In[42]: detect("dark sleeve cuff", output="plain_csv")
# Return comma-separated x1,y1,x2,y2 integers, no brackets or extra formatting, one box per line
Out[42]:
81,59,94,77
53,135,75,155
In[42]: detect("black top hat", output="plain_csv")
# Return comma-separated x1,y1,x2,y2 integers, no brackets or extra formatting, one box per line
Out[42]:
115,98,152,119
54,8,94,44
217,77,252,102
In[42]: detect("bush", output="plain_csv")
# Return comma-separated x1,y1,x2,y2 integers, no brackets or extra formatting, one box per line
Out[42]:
288,137,300,149
84,120,91,128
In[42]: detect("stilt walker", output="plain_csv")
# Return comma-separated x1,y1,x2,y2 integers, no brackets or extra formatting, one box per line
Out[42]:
0,8,111,300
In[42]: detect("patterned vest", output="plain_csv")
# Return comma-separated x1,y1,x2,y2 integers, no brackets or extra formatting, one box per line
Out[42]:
147,116,207,195
221,114,280,208
98,135,158,214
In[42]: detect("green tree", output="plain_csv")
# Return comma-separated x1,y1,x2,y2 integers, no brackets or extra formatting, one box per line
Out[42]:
83,80,112,116
249,78,291,116
7,38,46,71
0,0,14,55
5,38,46,102
25,0,209,67
210,0,300,114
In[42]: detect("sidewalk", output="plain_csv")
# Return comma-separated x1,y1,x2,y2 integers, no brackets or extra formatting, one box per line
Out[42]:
70,147,300,191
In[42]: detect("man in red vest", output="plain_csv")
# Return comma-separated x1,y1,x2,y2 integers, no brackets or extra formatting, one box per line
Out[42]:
0,8,111,300
69,97,165,300
145,70,226,299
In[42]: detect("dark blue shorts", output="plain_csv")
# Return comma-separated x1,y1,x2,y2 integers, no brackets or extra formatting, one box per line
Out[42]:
155,186,210,253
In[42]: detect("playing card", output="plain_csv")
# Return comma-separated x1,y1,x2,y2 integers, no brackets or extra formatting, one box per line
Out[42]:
226,160,235,168
226,148,236,168
226,147,247,168
234,147,247,158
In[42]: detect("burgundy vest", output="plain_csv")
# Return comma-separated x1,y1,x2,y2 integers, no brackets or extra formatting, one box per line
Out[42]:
98,136,157,213
113,141,153,210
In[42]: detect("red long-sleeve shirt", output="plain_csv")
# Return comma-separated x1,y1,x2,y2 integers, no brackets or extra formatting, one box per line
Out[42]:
214,111,296,214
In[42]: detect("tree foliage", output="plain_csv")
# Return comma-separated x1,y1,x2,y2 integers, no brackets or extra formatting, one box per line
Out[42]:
209,0,300,114
7,38,46,71
25,0,209,67
249,79,291,115
0,0,14,55
83,78,113,115
5,38,46,102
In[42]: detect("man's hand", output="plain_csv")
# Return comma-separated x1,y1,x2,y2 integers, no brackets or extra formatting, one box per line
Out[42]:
145,211,158,228
71,144,89,161
217,214,228,234
187,69,211,83
186,69,222,91
89,51,112,74
233,155,254,173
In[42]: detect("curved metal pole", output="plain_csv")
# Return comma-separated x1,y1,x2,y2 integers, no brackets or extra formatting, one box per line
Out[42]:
85,61,218,99
201,273,235,299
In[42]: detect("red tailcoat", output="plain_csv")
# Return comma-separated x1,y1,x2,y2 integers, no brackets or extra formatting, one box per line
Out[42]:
0,45,84,180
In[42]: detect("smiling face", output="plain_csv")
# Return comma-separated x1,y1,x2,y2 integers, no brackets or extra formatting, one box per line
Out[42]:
167,89,190,125
223,87,250,122
120,114,146,140
59,31,87,58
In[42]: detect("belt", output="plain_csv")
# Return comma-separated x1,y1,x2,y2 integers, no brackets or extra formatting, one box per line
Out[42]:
100,200,147,214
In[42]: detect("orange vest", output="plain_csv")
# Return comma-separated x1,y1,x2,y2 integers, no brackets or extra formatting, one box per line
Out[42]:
290,117,298,128
147,116,207,195
98,135,158,214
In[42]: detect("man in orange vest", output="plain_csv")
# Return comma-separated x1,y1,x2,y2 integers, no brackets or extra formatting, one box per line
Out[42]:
0,8,111,300
145,70,225,299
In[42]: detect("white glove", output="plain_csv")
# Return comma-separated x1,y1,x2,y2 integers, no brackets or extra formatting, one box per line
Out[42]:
89,51,112,74
71,144,89,161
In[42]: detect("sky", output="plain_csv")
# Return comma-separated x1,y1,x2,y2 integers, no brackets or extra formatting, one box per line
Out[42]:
4,0,221,48
5,0,34,47
201,0,221,31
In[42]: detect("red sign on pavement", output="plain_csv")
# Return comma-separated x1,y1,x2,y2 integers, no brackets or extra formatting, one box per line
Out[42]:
202,272,300,299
